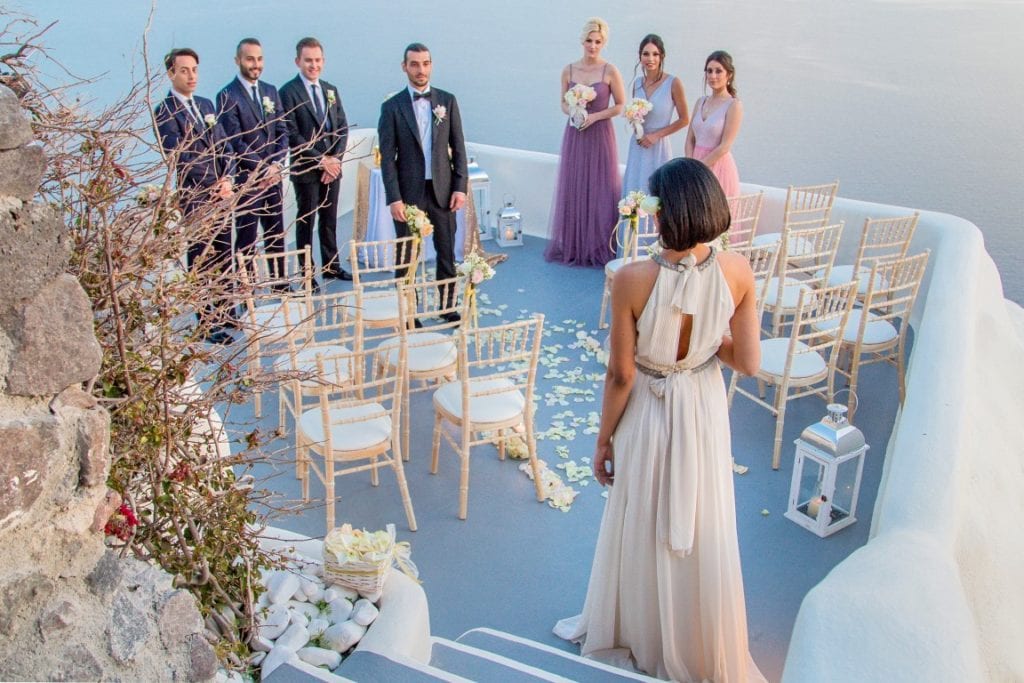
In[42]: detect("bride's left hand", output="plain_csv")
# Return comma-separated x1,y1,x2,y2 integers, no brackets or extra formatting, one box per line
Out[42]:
594,442,614,486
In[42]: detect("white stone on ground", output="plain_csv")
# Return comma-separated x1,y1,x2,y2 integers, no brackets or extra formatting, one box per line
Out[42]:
257,604,290,640
298,646,343,669
351,599,379,627
266,571,301,605
287,600,319,622
327,598,353,624
322,619,366,652
307,618,329,638
275,623,310,651
251,635,274,653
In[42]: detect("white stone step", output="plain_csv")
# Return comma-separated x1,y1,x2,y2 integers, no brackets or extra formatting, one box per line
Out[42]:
455,628,659,682
429,636,573,682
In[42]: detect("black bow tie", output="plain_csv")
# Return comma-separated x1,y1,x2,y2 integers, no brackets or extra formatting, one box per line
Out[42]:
413,91,431,100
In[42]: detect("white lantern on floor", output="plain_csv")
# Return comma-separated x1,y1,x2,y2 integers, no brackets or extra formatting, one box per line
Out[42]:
785,404,869,538
467,156,492,240
495,194,523,247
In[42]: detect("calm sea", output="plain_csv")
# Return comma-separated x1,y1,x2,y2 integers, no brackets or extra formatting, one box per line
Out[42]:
19,0,1024,302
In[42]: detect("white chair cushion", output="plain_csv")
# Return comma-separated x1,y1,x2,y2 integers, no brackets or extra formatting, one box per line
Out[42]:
376,333,457,373
298,403,391,452
751,232,781,247
763,277,811,309
605,257,625,276
812,308,899,345
275,345,352,385
361,292,399,322
818,265,874,294
759,338,827,379
433,377,525,424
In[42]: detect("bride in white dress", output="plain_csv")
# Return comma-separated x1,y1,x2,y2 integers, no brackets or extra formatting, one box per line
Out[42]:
555,158,767,682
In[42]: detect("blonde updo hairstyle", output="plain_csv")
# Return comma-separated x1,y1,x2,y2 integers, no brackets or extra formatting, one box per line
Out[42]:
580,17,609,44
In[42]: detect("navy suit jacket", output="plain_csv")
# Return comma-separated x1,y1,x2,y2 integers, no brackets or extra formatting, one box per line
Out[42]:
216,78,287,184
378,87,467,208
279,75,348,184
155,93,235,188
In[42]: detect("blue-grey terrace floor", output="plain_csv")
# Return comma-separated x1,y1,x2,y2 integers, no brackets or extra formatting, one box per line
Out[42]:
224,234,902,683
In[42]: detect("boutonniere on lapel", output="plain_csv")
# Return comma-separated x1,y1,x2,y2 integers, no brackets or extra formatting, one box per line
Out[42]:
203,113,217,128
262,96,275,114
432,105,447,125
326,89,336,108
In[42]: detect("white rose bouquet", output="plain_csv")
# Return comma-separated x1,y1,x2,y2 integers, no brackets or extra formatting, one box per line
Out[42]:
564,83,597,129
624,97,654,141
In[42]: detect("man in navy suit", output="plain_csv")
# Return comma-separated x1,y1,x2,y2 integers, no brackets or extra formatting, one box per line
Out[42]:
217,37,287,280
279,37,351,281
155,47,236,344
378,43,468,319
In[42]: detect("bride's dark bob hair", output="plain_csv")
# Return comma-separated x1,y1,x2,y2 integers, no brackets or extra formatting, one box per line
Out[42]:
648,158,731,251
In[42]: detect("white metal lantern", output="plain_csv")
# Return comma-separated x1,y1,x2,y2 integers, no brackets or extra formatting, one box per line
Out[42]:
495,194,524,247
467,156,492,240
785,403,869,538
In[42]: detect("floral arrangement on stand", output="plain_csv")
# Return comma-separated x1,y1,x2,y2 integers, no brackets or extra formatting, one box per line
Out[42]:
403,205,433,281
614,192,661,259
457,250,495,327
564,83,597,129
624,97,653,141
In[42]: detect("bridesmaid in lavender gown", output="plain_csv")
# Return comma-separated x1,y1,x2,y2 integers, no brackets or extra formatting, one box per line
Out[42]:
545,17,625,267
686,50,743,198
621,34,689,196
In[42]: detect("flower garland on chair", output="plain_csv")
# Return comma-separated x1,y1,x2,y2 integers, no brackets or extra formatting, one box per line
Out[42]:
456,249,495,327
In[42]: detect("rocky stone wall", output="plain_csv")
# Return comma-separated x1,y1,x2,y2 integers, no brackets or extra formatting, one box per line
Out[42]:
0,84,215,681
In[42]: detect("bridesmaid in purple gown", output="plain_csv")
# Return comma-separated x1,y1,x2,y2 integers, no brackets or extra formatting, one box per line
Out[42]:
545,17,625,267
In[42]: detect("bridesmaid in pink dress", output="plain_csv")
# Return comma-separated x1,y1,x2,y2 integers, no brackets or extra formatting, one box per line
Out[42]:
686,50,743,197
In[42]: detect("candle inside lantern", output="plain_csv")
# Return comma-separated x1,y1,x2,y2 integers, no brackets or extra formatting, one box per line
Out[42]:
505,228,515,240
807,495,826,518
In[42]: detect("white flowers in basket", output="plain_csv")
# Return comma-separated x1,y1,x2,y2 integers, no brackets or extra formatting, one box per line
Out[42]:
322,523,418,595
624,97,653,141
564,83,597,129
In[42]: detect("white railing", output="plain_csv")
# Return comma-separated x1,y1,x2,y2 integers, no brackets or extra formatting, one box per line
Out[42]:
344,133,1024,681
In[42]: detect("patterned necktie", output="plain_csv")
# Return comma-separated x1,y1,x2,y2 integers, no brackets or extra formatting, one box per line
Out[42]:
251,85,263,120
187,98,202,126
310,84,324,121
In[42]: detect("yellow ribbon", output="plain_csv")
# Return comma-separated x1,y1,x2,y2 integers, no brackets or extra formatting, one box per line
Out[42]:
466,284,478,328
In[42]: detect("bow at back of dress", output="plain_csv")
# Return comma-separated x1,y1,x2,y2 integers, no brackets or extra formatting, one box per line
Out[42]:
636,247,733,372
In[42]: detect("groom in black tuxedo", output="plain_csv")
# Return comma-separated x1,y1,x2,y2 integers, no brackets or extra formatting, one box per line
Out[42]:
378,42,468,318
280,36,351,280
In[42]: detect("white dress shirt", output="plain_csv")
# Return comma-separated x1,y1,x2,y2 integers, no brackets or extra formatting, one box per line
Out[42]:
299,73,329,128
172,90,203,124
408,84,433,181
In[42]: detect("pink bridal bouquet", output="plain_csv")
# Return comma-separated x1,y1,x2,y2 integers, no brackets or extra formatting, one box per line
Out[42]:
624,97,653,141
564,83,597,129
